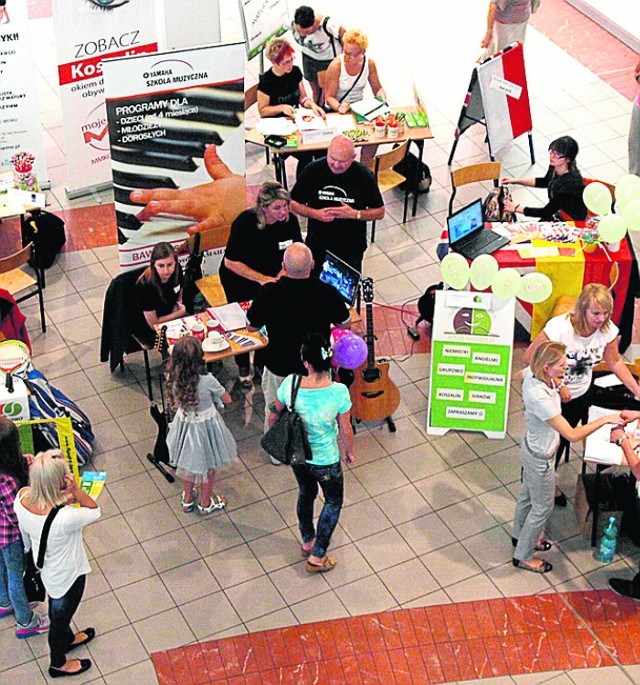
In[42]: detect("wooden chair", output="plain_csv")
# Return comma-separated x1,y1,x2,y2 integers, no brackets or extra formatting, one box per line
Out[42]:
187,226,232,306
550,261,619,321
0,242,45,333
368,140,411,242
448,161,501,215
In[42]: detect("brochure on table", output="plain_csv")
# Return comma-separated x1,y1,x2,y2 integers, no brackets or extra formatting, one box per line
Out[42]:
427,290,514,438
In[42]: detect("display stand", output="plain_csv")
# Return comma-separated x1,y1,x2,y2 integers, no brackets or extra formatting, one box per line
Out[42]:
238,0,288,60
427,290,514,439
449,42,534,166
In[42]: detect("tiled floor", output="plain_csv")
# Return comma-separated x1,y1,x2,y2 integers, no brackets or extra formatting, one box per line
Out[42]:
3,1,640,684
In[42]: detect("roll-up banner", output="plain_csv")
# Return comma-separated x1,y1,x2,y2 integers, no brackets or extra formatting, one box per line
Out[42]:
102,43,246,270
238,0,288,59
52,0,159,198
0,0,48,188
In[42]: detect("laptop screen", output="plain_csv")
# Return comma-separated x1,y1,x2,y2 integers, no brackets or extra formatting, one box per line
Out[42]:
319,251,361,307
448,199,484,243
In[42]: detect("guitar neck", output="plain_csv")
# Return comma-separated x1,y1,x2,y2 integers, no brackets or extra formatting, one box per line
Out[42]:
365,300,376,369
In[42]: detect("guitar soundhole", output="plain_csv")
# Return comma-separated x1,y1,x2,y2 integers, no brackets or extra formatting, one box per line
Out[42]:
363,368,381,383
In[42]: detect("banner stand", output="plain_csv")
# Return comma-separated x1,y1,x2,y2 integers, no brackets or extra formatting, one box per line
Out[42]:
449,42,534,167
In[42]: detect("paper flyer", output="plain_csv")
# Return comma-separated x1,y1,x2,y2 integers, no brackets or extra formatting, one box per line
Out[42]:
80,471,107,499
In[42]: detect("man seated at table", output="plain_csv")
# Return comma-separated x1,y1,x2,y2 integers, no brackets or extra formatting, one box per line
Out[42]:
246,242,350,464
608,410,640,599
290,135,385,275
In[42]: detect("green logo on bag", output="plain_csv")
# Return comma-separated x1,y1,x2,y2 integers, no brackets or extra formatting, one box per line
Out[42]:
0,402,23,418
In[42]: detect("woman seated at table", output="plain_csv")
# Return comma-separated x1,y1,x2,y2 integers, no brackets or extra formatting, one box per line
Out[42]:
324,29,386,165
502,136,588,221
219,181,302,387
524,283,640,505
258,38,325,120
135,242,185,345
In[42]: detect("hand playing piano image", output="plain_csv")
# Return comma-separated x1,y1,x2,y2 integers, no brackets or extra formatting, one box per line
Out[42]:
130,145,246,235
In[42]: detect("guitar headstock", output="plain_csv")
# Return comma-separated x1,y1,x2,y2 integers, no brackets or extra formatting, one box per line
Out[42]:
155,326,170,360
361,277,374,304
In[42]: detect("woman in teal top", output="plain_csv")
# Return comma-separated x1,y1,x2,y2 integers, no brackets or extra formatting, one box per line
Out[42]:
272,333,355,573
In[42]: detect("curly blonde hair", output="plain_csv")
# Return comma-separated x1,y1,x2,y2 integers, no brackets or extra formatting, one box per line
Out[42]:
166,336,206,413
343,29,369,52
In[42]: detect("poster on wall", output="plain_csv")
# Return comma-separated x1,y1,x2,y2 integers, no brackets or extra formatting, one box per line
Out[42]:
0,0,48,188
238,0,288,59
52,0,159,198
427,290,515,439
102,43,245,270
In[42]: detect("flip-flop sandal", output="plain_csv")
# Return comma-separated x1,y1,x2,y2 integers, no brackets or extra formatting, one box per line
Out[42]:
512,558,553,574
67,628,96,653
197,495,226,515
181,492,195,513
511,537,552,552
306,556,337,573
301,539,316,558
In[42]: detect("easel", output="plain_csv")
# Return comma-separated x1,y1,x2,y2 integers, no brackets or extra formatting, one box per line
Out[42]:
449,42,535,166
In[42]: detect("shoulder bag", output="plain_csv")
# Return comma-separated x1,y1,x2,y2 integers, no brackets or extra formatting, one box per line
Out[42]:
23,505,62,603
261,375,312,466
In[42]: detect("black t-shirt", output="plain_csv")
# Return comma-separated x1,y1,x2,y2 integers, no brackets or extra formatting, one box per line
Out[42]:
527,166,587,221
291,159,383,258
219,209,302,302
134,266,183,342
246,277,350,376
258,67,303,110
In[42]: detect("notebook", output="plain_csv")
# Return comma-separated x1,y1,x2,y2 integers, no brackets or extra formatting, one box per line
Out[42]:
319,251,362,307
448,199,510,259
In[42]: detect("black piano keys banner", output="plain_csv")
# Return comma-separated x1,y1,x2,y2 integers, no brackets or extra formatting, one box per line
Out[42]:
102,43,246,270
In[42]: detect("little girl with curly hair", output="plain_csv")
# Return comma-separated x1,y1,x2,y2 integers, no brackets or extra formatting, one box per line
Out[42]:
166,336,236,515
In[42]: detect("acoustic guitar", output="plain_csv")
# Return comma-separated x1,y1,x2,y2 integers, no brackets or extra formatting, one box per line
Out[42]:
349,278,401,430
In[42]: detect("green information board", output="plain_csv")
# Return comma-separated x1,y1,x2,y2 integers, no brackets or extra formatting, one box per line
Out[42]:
427,291,514,438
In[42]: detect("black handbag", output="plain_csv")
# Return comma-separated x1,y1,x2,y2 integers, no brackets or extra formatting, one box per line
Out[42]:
261,375,312,466
23,505,62,603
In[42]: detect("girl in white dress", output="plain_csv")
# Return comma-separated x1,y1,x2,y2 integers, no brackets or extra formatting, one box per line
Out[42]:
166,336,236,515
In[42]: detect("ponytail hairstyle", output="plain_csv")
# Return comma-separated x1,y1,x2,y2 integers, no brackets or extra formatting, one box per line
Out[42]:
301,332,333,373
0,416,28,488
166,335,206,412
529,340,566,383
549,136,580,173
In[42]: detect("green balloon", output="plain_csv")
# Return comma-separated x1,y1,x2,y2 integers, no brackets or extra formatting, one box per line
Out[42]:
622,200,640,232
616,182,640,211
491,268,521,299
616,174,640,199
598,213,627,242
440,252,470,290
469,254,499,291
583,182,612,216
518,272,553,304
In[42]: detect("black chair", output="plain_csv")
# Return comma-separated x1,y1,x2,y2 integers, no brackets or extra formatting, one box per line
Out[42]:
0,242,46,333
100,267,155,400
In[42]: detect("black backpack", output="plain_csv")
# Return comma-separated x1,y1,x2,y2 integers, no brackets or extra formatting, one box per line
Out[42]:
21,210,66,269
394,151,432,195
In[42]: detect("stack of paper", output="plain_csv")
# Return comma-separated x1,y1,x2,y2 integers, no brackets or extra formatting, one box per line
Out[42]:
210,302,248,331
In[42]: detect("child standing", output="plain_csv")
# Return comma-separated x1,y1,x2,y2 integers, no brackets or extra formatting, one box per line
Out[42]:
166,336,236,515
0,416,50,638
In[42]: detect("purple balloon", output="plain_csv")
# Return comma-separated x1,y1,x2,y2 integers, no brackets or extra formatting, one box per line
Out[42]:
332,334,368,369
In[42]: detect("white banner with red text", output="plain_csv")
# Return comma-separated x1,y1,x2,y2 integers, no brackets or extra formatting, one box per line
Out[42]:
52,0,159,197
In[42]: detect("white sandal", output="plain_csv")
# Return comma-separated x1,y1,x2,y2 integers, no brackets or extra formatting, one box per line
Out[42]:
197,494,226,515
181,492,195,513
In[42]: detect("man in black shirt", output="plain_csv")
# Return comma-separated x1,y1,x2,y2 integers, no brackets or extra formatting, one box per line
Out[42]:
246,242,350,463
291,135,385,275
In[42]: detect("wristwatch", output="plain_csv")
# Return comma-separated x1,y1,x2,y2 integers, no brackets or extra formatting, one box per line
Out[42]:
616,435,627,447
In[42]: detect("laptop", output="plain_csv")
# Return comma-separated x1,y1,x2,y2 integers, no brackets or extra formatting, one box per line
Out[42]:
319,251,362,307
448,198,510,260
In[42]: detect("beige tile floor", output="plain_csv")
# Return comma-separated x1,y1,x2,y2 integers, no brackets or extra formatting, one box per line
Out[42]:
3,1,640,684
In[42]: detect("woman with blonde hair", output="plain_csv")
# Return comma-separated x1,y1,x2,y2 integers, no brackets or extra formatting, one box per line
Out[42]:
219,181,302,387
324,29,386,115
14,451,100,678
514,341,620,574
525,283,640,504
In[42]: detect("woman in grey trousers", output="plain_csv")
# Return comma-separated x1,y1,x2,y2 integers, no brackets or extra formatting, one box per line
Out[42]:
513,341,620,573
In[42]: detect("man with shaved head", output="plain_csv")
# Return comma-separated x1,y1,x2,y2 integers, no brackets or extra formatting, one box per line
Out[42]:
247,242,350,463
291,135,385,274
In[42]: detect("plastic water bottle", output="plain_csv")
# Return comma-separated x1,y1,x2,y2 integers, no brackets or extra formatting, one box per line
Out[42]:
598,516,618,564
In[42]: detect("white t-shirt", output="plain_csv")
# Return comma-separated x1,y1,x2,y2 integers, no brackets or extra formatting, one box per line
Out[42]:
14,491,101,599
522,367,562,456
543,314,618,399
290,16,342,61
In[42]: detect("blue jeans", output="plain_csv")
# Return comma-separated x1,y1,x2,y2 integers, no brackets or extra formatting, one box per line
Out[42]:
0,539,33,625
49,575,85,668
292,461,344,558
